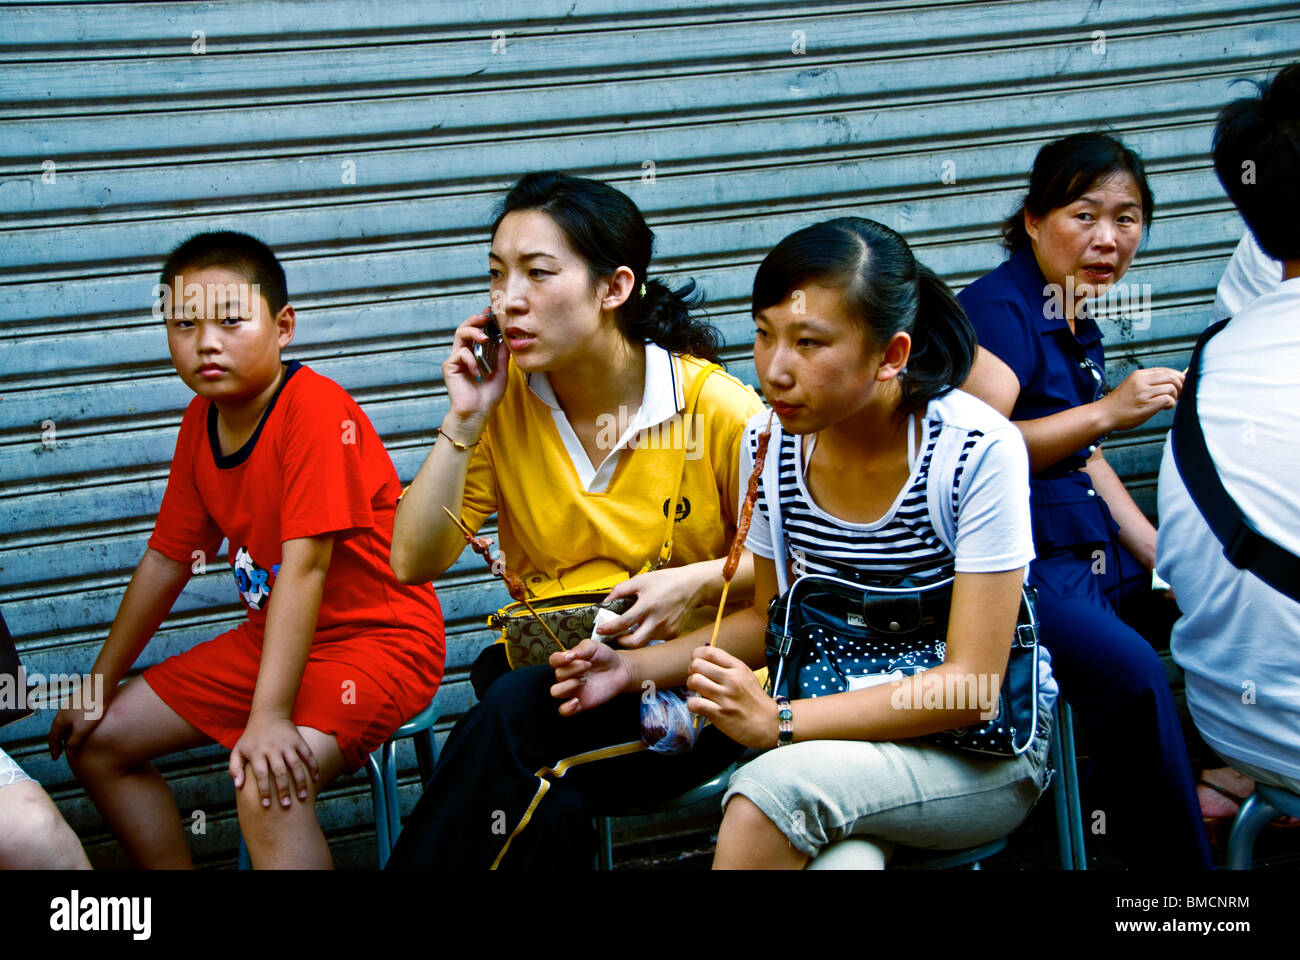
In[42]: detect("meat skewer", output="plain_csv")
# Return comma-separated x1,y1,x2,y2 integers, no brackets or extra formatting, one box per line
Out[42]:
693,411,775,730
441,505,565,652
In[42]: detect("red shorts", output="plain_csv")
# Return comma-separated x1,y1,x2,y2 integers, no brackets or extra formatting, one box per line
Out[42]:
142,621,443,774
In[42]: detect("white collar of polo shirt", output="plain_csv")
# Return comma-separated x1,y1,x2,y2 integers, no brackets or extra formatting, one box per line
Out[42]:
526,342,682,493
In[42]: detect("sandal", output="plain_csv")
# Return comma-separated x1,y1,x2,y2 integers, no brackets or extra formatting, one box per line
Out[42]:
1198,778,1300,846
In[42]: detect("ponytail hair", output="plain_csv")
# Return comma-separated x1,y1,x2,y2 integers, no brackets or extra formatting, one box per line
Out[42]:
629,277,720,363
909,265,976,410
752,217,975,417
492,172,721,363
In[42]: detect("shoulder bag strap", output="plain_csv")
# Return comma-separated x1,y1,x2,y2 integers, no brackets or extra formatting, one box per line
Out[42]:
1171,318,1300,603
644,360,721,571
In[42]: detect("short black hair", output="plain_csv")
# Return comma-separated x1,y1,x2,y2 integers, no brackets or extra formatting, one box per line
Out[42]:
1002,132,1155,254
159,231,288,315
1213,63,1300,262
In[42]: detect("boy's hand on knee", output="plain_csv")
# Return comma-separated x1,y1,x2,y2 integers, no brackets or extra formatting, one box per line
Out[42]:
229,714,320,809
48,703,107,761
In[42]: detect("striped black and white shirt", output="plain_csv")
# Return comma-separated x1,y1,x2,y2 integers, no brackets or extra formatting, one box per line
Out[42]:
741,389,1057,716
742,390,1035,581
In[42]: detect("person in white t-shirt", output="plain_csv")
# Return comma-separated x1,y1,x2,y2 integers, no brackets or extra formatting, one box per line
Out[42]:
553,218,1056,868
1212,230,1283,323
1157,62,1300,838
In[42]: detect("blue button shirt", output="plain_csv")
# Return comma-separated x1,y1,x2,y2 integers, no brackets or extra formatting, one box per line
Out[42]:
959,245,1113,553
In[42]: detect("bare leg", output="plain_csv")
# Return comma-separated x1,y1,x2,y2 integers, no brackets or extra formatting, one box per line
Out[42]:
0,781,92,869
1198,766,1256,818
1198,765,1299,828
66,677,211,868
236,726,347,870
712,794,809,870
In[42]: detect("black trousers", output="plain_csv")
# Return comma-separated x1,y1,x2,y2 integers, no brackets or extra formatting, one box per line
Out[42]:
386,655,745,870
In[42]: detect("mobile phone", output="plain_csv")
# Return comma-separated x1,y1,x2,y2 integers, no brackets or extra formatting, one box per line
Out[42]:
472,312,502,377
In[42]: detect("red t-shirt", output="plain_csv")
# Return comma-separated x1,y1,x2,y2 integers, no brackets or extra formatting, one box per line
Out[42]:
149,362,443,645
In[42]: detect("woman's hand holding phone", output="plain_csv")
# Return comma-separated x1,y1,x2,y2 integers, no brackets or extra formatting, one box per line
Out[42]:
443,307,510,438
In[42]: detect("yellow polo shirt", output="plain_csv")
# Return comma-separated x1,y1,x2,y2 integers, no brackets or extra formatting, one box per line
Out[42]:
461,344,763,630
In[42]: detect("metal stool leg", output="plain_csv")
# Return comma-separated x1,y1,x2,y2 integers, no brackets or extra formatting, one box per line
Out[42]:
414,726,437,785
381,695,443,856
1225,793,1277,869
383,739,402,854
1050,707,1073,870
597,817,614,870
364,750,390,868
1059,701,1087,869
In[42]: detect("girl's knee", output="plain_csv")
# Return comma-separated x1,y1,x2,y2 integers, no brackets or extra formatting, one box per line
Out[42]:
1104,642,1170,700
468,665,558,735
721,792,775,832
66,697,153,777
0,784,74,868
481,665,554,710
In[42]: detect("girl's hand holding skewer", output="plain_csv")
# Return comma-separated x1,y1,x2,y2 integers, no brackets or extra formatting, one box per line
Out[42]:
686,645,779,749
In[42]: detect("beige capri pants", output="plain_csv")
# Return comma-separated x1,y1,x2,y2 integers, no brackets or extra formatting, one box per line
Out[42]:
722,711,1052,864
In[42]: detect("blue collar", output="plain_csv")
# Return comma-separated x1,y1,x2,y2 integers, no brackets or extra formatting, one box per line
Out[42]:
1006,245,1104,350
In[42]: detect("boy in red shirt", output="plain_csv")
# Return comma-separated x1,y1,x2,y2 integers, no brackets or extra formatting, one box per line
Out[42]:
49,232,445,868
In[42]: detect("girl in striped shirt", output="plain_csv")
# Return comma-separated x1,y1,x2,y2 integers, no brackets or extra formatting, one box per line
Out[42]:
553,217,1055,868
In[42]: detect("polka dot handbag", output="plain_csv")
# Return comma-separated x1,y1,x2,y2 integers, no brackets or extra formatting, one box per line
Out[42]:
764,571,1043,757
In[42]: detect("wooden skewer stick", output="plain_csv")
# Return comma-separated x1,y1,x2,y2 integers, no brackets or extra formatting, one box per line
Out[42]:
440,505,565,652
694,412,774,730
705,580,733,650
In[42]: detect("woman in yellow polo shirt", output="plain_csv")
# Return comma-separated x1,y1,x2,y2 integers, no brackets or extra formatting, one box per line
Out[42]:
387,171,763,869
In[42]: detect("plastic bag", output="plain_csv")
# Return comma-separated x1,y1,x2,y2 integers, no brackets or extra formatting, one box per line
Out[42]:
640,684,700,754
587,608,700,754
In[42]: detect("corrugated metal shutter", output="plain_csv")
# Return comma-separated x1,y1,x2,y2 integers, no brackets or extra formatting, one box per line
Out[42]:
3,0,1297,868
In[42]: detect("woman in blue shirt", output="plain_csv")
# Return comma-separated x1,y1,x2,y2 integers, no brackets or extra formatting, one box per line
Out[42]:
959,133,1211,869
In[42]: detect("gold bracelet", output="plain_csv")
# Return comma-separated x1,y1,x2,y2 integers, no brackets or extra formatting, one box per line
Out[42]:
437,427,479,452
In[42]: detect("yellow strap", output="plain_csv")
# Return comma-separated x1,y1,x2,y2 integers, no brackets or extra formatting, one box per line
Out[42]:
647,361,721,573
489,739,647,870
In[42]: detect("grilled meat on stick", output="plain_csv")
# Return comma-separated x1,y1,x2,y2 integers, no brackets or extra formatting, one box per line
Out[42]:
693,411,774,729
